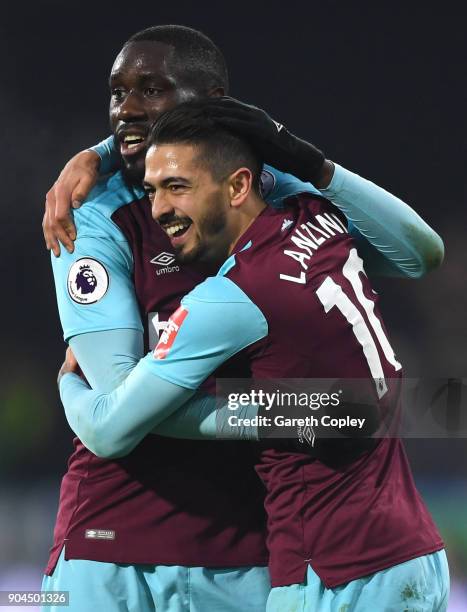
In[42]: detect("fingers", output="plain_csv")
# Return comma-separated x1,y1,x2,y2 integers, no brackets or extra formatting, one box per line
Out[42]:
43,149,100,256
44,186,64,256
45,202,76,255
65,346,79,369
58,346,81,385
54,181,77,240
42,179,77,256
204,96,263,117
43,207,75,257
71,173,96,210
54,221,76,254
204,102,256,122
209,116,259,137
43,207,61,257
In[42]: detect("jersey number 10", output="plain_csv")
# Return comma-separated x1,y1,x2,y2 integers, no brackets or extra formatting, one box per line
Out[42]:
316,248,401,398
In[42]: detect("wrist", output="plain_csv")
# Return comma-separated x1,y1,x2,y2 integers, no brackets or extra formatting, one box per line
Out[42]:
314,160,335,189
57,368,73,389
82,148,101,171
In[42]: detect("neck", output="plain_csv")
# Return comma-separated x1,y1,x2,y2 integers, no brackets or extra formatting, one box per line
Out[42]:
227,193,266,256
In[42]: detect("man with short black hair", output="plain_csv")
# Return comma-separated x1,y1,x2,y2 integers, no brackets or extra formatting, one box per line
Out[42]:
127,25,229,92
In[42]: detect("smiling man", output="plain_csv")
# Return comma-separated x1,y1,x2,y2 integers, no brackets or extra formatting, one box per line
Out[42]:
58,102,448,611
152,136,255,264
109,34,226,182
44,24,445,612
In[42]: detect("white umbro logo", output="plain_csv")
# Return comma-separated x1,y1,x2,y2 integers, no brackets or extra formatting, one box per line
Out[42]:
281,219,293,232
150,252,180,276
272,120,284,132
151,252,176,266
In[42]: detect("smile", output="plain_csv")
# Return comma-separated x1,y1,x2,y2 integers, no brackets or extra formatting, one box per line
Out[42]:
161,220,193,247
119,131,148,157
124,134,145,148
165,221,192,237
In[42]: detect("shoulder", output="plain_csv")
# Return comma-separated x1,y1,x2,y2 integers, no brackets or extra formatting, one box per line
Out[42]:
73,171,144,240
180,276,268,336
152,276,268,375
177,267,268,342
183,275,257,306
262,164,321,208
221,198,349,299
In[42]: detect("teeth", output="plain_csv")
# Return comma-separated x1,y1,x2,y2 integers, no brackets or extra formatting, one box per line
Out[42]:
166,223,190,236
124,135,144,143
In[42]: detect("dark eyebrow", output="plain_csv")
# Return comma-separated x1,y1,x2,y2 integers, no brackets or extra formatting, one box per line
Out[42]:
143,177,190,190
109,72,175,87
161,177,190,187
109,73,121,86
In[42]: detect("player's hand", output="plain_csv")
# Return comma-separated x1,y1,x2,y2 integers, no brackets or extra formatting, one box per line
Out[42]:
203,96,326,184
258,379,381,465
57,347,82,386
43,149,101,257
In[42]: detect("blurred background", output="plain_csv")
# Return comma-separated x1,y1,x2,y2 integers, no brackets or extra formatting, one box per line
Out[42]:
1,1,466,609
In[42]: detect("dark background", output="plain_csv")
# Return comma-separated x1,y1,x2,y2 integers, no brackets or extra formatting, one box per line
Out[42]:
0,0,466,603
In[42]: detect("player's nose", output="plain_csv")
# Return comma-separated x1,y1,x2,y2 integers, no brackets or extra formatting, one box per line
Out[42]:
116,90,146,122
151,191,173,223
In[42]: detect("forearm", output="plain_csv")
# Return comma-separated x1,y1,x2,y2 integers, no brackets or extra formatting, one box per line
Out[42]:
60,281,268,453
60,359,195,458
66,332,259,446
153,393,259,440
319,163,444,277
69,330,143,391
89,136,120,175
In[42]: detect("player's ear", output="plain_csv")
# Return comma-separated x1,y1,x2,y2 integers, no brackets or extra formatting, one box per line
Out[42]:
228,168,252,208
207,86,225,98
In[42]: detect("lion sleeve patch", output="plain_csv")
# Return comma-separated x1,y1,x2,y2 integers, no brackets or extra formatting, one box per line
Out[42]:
67,258,110,305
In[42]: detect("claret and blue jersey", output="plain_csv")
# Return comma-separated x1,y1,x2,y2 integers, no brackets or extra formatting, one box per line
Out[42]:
47,165,322,575
141,192,443,588
50,162,444,587
51,165,319,344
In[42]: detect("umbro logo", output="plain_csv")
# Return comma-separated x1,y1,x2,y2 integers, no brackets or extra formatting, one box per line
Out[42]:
150,252,180,276
151,252,176,266
272,120,284,132
281,219,294,232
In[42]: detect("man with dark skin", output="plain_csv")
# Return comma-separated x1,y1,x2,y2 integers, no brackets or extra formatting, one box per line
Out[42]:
43,25,444,612
43,47,333,255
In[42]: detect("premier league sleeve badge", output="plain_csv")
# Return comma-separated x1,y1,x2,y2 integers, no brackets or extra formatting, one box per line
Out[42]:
67,257,110,305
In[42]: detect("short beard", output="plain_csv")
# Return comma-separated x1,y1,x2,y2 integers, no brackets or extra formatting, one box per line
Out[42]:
175,204,229,266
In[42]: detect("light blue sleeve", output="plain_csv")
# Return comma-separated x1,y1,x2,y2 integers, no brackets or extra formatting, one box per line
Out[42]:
154,393,259,440
51,234,143,341
147,276,268,389
265,163,444,278
50,173,144,341
69,329,143,391
320,164,445,278
59,277,267,457
89,136,120,175
60,367,195,458
68,329,259,442
262,164,321,208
